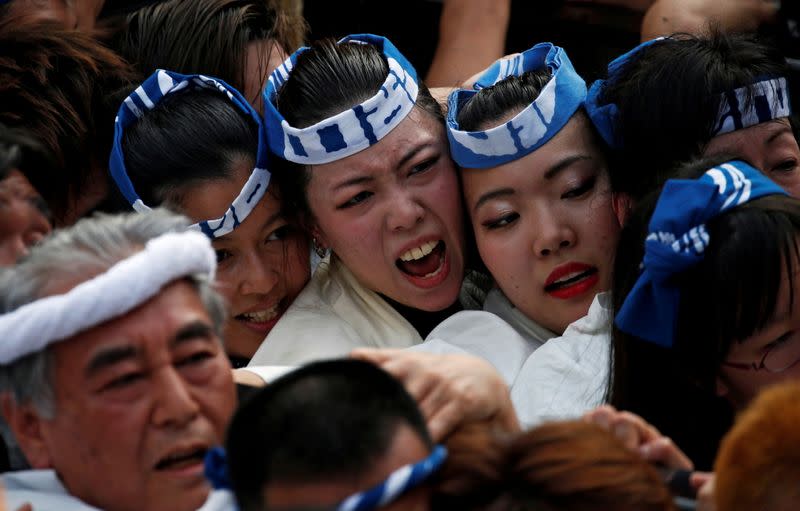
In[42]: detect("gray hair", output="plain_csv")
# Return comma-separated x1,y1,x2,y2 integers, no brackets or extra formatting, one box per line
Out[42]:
0,209,227,418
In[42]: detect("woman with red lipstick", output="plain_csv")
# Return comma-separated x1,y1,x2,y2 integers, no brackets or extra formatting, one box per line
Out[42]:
441,43,622,424
109,71,310,368
247,35,480,366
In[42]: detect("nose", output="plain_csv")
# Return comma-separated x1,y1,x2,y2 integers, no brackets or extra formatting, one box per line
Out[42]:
238,249,281,296
386,189,425,232
532,210,576,258
152,367,200,429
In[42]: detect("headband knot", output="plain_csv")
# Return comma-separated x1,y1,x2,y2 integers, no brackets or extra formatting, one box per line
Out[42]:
109,70,271,240
263,34,419,165
615,161,787,348
446,43,586,169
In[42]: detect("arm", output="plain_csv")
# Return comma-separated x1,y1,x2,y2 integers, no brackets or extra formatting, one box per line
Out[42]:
641,0,779,41
425,0,511,88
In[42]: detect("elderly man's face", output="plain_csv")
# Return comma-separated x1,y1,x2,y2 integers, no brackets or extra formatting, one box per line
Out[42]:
24,280,236,511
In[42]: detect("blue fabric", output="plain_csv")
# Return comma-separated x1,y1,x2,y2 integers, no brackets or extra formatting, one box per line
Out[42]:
712,76,792,135
263,34,420,165
108,69,271,240
615,161,787,348
446,43,586,169
203,446,231,490
584,37,665,149
337,445,447,511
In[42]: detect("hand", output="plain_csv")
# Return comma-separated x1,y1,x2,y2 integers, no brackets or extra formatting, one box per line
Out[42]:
231,368,268,387
583,405,693,470
692,472,716,511
351,348,520,441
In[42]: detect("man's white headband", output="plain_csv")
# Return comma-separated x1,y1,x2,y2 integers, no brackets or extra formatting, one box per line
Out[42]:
263,34,420,165
446,43,587,169
110,70,271,240
712,77,792,136
0,231,216,365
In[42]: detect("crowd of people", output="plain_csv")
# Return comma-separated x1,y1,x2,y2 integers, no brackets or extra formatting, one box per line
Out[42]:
0,0,799,510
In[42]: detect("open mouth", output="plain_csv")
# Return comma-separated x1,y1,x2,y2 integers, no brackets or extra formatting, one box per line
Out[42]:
544,266,599,300
396,240,446,278
155,447,207,472
234,299,286,334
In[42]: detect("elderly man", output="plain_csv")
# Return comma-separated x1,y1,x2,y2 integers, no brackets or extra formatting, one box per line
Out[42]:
0,209,237,511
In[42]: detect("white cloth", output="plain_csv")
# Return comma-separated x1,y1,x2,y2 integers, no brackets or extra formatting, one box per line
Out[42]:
249,256,422,366
510,292,612,428
0,231,215,365
483,288,557,351
0,470,236,510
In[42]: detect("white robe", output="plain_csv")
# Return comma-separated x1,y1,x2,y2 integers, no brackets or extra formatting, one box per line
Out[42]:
510,292,612,428
249,256,422,366
0,470,236,510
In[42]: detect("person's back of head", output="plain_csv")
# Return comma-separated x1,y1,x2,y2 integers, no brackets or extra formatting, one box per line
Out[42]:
116,0,306,107
226,358,434,511
0,19,139,225
715,380,800,511
597,30,790,200
432,420,675,511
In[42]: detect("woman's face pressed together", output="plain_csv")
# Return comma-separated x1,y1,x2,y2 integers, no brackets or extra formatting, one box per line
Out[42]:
719,258,800,410
462,113,621,334
306,107,466,312
704,119,800,197
179,159,310,359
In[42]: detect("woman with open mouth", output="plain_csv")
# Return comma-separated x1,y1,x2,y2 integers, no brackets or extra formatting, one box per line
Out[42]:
109,71,310,368
247,34,479,366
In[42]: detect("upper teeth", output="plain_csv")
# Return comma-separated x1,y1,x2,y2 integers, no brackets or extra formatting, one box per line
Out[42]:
553,271,588,285
400,241,438,262
239,305,279,322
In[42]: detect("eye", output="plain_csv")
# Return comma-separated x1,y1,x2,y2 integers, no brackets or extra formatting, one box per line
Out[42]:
409,157,438,177
102,372,144,391
266,224,293,242
561,176,596,199
338,191,373,209
483,212,520,230
176,351,214,368
215,249,232,263
771,159,798,174
764,331,792,352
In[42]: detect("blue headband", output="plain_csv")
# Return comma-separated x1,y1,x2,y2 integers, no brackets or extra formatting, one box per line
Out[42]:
263,34,419,165
712,76,792,135
584,37,665,149
109,70,271,240
615,161,787,348
446,43,586,169
202,444,447,510
338,445,447,511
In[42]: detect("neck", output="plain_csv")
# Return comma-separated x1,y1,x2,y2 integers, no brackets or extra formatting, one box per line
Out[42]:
380,295,462,338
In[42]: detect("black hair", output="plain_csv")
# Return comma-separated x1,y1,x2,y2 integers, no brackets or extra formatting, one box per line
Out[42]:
597,30,793,201
456,68,553,131
114,0,307,106
271,37,444,232
609,154,800,469
118,87,258,208
226,358,433,511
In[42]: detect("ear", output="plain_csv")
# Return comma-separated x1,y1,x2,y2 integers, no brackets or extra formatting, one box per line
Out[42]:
611,192,633,227
1,393,53,469
310,225,329,250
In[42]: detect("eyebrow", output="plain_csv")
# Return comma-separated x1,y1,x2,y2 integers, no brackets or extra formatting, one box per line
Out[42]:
765,123,792,145
333,175,374,192
84,321,216,377
543,154,593,180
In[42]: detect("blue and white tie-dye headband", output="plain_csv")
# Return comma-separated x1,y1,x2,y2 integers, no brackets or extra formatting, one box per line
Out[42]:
446,43,586,169
109,70,271,240
337,445,447,511
712,76,792,136
263,34,419,165
584,37,665,149
615,161,787,348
